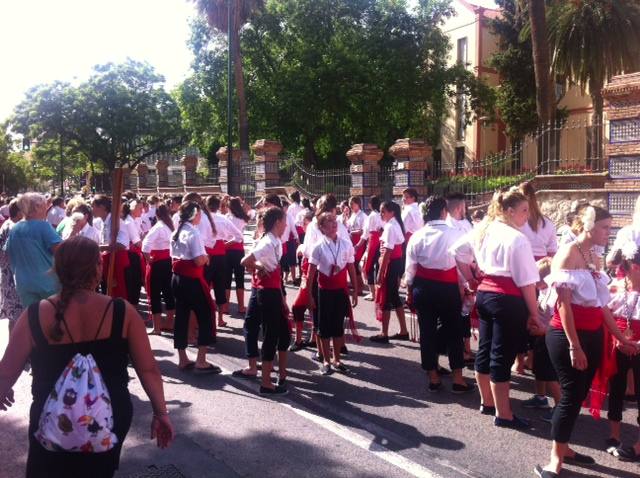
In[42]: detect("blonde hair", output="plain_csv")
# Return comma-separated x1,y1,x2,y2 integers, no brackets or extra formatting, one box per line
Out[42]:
474,187,527,245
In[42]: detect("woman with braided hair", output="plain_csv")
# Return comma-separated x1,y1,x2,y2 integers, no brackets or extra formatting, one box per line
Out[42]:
0,236,173,477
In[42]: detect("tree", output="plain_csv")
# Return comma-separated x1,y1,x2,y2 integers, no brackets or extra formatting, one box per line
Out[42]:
547,0,640,163
527,0,555,125
0,130,38,194
179,0,495,166
193,0,264,152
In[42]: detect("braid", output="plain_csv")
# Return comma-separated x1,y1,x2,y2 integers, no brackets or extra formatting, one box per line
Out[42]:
50,287,76,342
172,221,186,242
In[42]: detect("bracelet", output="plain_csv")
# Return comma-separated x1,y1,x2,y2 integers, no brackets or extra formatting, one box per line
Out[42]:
153,410,169,418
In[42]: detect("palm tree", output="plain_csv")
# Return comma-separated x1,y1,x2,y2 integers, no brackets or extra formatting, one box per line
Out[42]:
548,0,640,166
193,0,264,152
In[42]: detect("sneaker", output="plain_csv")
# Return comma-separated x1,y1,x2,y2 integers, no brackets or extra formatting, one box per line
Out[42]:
333,363,349,373
369,335,389,344
259,385,288,396
389,332,410,341
533,465,558,478
605,437,621,455
364,293,374,301
494,415,531,430
340,345,349,355
541,407,554,424
321,364,333,375
313,352,324,363
428,382,442,393
522,395,550,409
277,376,287,387
289,342,305,352
452,382,475,394
614,445,640,462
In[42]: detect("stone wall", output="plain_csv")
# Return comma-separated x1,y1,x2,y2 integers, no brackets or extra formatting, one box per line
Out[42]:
536,189,608,228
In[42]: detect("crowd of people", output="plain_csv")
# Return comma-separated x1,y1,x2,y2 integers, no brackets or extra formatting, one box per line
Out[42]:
0,183,638,477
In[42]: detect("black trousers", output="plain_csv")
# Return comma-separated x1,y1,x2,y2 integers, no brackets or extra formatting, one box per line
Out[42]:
382,258,403,310
148,259,175,314
366,248,380,285
318,289,348,339
474,291,527,383
413,278,464,371
225,249,245,290
546,327,603,443
533,334,557,382
125,252,143,305
607,349,640,424
243,288,290,361
206,254,227,306
171,274,212,350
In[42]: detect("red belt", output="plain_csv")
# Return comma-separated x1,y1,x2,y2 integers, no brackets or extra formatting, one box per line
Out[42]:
101,250,130,300
225,242,244,252
388,244,403,260
416,265,458,284
615,317,640,341
251,266,282,290
550,304,604,331
318,267,348,290
206,240,226,256
478,275,522,297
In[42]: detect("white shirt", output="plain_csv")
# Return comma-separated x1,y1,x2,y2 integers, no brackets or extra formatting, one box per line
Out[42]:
252,232,282,273
137,214,151,235
226,214,247,244
347,210,367,233
546,268,610,308
446,215,473,235
99,213,130,249
302,217,350,258
281,212,299,243
608,289,640,321
362,211,383,240
61,222,100,243
123,215,141,245
288,202,304,226
213,212,243,243
612,224,640,251
381,217,404,249
519,218,558,259
170,222,206,260
142,222,172,253
452,220,539,287
405,220,464,286
401,202,423,235
309,235,355,277
47,206,66,227
295,208,311,227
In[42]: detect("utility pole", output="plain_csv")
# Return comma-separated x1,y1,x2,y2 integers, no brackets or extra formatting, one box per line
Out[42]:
59,136,64,196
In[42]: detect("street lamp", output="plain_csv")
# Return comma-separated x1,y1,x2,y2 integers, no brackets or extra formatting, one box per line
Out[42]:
226,0,234,196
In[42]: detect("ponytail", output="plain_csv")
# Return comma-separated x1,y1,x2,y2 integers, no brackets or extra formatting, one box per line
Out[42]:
184,192,216,236
381,201,405,237
172,201,200,242
156,204,174,231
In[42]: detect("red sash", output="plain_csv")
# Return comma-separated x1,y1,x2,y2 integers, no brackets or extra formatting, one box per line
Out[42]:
317,267,361,342
364,230,381,275
478,275,522,297
404,232,413,244
375,256,402,322
101,250,130,300
416,265,458,285
550,304,604,331
534,255,547,262
144,250,170,320
225,241,245,252
295,226,305,237
615,317,640,341
251,266,282,290
172,259,216,334
206,240,226,256
389,244,403,260
282,241,288,256
351,231,365,265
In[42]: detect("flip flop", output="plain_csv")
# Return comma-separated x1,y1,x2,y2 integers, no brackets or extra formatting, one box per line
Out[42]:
231,369,258,379
178,362,195,371
195,364,222,374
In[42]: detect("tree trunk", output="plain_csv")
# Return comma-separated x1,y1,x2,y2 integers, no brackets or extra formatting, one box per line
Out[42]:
303,136,317,166
589,80,604,171
233,3,250,153
528,0,556,172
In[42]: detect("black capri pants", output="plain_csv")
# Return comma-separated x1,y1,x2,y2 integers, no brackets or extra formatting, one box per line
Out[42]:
225,249,245,290
607,349,640,424
149,259,175,314
366,248,380,286
546,326,603,443
533,334,557,382
125,251,143,306
243,288,290,361
172,274,213,350
474,291,528,383
318,288,348,339
382,258,404,310
206,254,228,306
413,278,464,371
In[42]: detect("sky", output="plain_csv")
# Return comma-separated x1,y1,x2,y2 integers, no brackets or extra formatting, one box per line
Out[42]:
0,0,498,124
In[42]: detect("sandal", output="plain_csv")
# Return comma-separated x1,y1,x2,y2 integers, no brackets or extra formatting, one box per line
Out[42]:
564,452,595,465
178,362,195,371
195,364,222,374
231,369,258,379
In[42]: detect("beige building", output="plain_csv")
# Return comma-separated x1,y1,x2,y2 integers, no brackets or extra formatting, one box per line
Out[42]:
437,0,595,175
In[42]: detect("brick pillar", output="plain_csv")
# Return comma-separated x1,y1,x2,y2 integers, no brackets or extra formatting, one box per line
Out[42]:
136,163,149,189
389,138,431,200
346,143,383,204
182,154,199,187
253,140,283,197
216,146,240,194
156,158,169,188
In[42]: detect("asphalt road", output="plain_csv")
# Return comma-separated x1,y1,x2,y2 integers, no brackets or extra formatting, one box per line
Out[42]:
1,283,639,478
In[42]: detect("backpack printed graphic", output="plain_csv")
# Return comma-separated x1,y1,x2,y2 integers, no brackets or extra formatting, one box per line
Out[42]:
34,352,118,453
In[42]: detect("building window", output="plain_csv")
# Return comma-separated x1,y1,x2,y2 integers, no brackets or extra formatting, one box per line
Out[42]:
455,147,465,175
456,95,466,141
433,149,442,178
457,37,468,65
